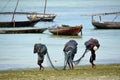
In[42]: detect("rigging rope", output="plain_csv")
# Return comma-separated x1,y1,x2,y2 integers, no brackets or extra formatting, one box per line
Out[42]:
112,15,119,22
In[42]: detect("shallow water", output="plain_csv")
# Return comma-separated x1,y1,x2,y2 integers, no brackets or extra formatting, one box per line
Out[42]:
0,0,120,70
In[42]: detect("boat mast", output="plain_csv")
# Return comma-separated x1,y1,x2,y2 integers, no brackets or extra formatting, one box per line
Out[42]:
44,0,47,14
12,0,19,27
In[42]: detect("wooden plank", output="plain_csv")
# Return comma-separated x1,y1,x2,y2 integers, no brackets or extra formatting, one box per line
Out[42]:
0,12,44,15
81,12,120,16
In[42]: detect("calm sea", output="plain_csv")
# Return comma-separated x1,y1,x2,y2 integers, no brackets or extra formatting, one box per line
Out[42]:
0,0,120,70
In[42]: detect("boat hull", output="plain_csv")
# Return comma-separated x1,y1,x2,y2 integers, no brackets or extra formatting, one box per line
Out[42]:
92,22,120,29
0,27,47,33
27,14,56,22
0,19,40,27
48,25,82,36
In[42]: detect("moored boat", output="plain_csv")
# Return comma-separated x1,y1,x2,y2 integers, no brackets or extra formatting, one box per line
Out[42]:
27,0,56,22
0,19,40,27
82,12,120,29
92,22,120,29
27,14,56,22
92,12,120,29
48,25,83,36
0,0,40,27
0,27,47,34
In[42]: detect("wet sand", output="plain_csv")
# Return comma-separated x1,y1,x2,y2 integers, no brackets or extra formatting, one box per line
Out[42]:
0,64,119,80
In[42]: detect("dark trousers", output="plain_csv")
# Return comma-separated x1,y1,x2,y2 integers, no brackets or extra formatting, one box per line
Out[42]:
90,50,96,63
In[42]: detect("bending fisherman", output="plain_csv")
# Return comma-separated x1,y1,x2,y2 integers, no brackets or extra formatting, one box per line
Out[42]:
85,38,100,68
34,43,47,70
63,40,78,69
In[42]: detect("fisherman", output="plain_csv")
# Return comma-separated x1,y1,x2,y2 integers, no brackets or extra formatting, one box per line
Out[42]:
63,40,78,69
84,38,100,68
34,43,47,70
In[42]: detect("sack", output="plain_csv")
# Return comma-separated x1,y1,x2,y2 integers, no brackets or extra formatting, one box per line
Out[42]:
85,38,100,50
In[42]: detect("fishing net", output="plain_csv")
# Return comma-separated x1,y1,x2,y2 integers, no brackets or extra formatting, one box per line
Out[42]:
73,38,100,65
73,49,89,65
46,51,67,70
46,48,90,69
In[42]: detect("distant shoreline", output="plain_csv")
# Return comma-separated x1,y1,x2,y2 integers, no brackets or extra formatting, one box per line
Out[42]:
0,64,119,80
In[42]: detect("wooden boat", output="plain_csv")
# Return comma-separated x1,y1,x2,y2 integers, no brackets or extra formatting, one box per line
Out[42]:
90,12,120,29
92,22,120,29
27,0,56,22
0,0,40,27
0,27,47,34
0,19,40,27
48,25,83,36
27,14,56,22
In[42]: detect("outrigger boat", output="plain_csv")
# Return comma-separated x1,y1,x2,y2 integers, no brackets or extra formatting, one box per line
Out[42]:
92,22,120,29
27,0,56,22
83,12,120,29
27,14,56,22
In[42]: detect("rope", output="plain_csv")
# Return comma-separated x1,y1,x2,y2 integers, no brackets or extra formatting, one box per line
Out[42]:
112,15,119,22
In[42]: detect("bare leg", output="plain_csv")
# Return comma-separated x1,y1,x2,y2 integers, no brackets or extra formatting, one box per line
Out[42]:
39,65,41,70
38,60,44,70
67,58,74,69
70,62,74,69
38,64,44,70
90,61,96,68
70,54,74,69
40,64,44,70
67,60,71,69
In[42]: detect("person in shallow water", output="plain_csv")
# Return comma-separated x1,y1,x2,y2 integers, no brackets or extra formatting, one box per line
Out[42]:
84,38,100,68
34,43,47,70
63,40,78,69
